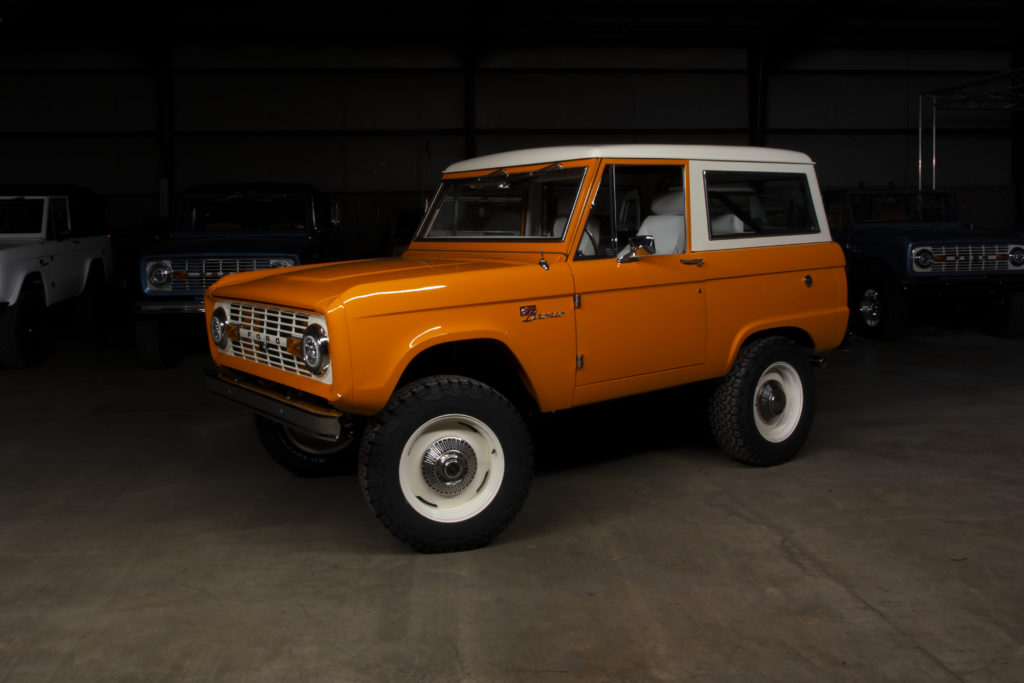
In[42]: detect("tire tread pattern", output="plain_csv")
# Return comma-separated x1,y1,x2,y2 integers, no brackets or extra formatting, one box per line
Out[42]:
359,375,533,553
708,336,815,467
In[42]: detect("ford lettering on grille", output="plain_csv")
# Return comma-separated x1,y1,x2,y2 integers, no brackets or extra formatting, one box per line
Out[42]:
219,301,330,382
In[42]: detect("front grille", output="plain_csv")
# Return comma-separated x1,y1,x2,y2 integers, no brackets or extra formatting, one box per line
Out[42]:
916,244,1013,274
219,301,329,382
167,257,278,292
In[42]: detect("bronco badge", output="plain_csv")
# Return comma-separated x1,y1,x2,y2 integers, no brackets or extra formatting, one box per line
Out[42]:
519,304,565,322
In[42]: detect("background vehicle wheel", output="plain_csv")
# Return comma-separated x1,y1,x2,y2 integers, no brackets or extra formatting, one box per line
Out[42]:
255,415,362,477
71,264,108,342
981,291,1024,338
850,278,906,340
359,375,534,553
708,336,816,467
136,317,180,369
0,290,49,369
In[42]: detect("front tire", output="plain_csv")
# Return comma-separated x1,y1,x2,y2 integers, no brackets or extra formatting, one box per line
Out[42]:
136,317,180,369
709,337,816,467
0,289,49,369
359,375,533,553
255,415,362,477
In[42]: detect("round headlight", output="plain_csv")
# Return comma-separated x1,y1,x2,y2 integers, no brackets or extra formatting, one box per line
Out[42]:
913,249,934,269
1010,247,1024,267
301,324,329,376
147,261,173,287
210,307,229,349
269,258,295,269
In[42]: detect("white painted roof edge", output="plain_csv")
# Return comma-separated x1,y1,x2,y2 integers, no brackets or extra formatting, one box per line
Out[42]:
444,144,813,173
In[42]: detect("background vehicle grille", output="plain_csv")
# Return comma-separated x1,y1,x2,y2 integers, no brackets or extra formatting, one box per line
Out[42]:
167,257,277,291
222,302,324,381
926,244,1010,273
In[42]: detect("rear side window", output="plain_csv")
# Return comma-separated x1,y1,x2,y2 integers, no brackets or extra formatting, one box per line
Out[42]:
706,171,819,239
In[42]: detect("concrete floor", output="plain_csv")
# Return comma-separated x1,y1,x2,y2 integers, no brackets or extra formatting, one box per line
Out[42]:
0,325,1022,682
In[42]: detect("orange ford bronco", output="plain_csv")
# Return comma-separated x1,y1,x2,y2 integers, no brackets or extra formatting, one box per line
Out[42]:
203,145,848,552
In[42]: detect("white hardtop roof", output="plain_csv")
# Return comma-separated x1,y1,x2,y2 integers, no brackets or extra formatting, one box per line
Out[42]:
444,144,813,173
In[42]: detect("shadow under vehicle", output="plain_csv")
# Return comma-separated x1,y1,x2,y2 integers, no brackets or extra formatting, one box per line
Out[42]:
135,183,343,367
826,187,1024,339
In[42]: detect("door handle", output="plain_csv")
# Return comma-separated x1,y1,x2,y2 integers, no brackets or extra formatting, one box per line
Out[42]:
680,258,704,267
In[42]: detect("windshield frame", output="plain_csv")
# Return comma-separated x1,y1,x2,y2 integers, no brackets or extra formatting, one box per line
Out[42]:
415,162,590,245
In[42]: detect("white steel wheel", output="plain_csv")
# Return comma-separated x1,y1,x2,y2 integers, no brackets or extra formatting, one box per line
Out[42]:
708,336,817,467
359,375,534,553
752,361,804,443
398,413,505,523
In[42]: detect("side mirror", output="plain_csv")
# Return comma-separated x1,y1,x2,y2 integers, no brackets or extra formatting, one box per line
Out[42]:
616,234,656,263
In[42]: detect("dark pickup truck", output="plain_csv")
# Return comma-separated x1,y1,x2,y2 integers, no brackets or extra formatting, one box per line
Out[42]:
136,183,343,367
825,188,1024,339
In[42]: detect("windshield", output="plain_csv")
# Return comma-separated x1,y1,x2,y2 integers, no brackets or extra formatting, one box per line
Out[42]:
0,197,45,236
179,193,310,233
849,192,958,225
419,166,586,241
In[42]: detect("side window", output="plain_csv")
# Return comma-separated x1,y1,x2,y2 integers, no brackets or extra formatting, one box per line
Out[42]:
48,197,71,239
706,171,819,239
576,164,686,259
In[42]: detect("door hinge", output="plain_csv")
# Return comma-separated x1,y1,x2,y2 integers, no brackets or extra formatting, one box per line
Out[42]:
574,294,581,308
576,354,584,369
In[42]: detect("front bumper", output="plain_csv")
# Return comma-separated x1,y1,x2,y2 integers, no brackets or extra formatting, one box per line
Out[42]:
204,369,345,439
137,300,206,315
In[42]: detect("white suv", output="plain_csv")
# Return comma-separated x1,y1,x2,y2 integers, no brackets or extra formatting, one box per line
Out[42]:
0,185,113,368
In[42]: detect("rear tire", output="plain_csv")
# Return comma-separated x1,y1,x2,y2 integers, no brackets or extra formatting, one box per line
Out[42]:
359,375,533,553
709,337,816,467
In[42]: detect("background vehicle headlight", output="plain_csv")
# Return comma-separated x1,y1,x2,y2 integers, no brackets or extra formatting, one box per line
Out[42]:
913,249,934,269
269,258,295,269
146,260,173,288
210,307,229,349
301,324,329,375
1010,247,1024,267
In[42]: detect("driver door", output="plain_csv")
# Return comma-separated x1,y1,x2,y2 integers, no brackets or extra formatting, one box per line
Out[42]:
570,162,707,389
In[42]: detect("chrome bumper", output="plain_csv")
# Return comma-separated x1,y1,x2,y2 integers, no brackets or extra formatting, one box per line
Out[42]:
204,370,344,439
137,301,206,314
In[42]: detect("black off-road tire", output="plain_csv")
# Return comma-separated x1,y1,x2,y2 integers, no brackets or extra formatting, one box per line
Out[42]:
0,290,49,369
850,277,907,340
982,291,1024,338
255,415,362,477
136,317,180,369
71,264,108,341
708,337,816,467
359,375,534,553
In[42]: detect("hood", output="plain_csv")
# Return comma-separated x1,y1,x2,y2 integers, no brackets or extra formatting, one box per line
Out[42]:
208,253,569,316
141,235,310,259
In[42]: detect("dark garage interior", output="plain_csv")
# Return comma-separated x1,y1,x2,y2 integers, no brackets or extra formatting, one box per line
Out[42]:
1,1,1023,680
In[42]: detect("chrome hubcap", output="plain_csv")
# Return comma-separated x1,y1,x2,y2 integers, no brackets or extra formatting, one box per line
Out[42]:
757,380,787,421
859,288,881,327
421,437,477,497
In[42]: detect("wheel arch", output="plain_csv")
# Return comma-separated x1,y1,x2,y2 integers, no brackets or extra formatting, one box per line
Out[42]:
10,271,47,306
724,325,815,374
396,338,540,416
